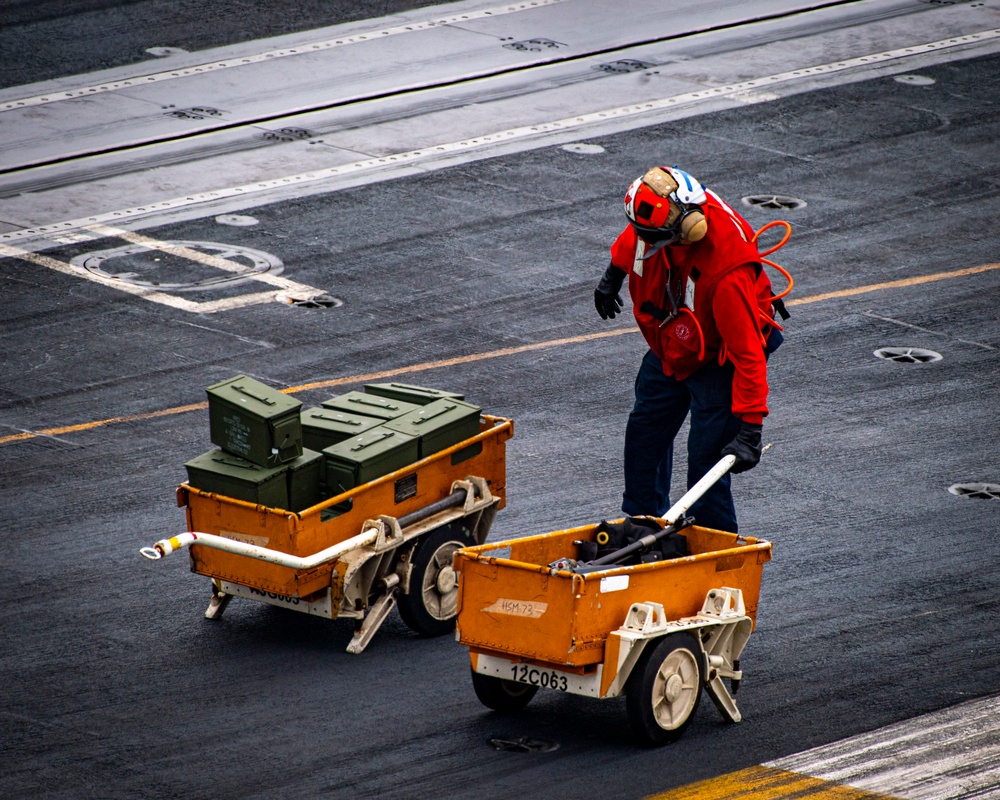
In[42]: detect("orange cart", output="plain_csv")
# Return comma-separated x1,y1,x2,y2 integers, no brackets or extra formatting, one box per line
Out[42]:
453,455,773,745
142,415,513,654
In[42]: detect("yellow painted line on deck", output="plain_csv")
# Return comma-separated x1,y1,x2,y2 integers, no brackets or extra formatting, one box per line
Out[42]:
0,331,631,445
645,765,899,799
2,261,997,447
785,262,1000,306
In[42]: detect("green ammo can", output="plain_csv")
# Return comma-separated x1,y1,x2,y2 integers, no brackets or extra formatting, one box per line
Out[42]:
363,382,465,406
206,375,303,467
382,398,482,459
285,448,325,512
184,449,289,509
320,391,420,421
300,407,381,452
322,427,418,497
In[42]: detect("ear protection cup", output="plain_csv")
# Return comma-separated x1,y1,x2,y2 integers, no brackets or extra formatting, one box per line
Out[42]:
680,210,707,243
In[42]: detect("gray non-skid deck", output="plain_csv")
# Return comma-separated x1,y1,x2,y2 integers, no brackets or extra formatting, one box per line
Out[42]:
2,1,999,798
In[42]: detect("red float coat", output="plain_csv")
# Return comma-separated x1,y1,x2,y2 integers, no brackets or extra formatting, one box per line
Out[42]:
610,190,775,424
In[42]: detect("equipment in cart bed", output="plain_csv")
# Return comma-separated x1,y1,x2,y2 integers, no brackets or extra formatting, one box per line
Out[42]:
141,377,513,655
454,454,773,745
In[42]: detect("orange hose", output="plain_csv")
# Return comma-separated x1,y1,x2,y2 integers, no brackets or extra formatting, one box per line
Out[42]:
752,221,794,301
752,220,791,256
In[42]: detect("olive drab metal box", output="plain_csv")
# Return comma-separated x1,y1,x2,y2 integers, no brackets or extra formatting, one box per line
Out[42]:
363,382,465,406
320,391,420,421
382,398,482,459
300,407,382,452
285,448,324,512
184,449,289,509
206,375,303,467
322,427,419,497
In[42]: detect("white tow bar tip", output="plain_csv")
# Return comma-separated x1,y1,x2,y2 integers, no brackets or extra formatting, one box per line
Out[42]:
139,533,198,560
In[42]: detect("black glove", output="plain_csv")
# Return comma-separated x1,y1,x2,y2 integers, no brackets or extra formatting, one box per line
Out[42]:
594,263,627,320
721,421,763,474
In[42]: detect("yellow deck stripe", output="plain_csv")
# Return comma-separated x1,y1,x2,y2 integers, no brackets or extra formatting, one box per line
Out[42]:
785,262,1000,306
646,766,900,800
3,261,998,447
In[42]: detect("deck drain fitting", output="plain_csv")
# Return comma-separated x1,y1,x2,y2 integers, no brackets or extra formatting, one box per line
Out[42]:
488,735,560,753
283,293,343,309
215,215,259,227
873,347,942,363
593,59,654,74
502,38,566,53
262,128,315,143
146,47,188,58
165,107,226,121
894,74,936,86
948,483,1000,500
741,194,807,211
561,143,605,154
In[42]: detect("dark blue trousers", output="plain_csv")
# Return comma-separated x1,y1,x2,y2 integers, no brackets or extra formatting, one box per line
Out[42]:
622,349,742,532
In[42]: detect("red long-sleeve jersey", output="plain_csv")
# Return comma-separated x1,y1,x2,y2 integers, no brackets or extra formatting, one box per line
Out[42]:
610,190,775,423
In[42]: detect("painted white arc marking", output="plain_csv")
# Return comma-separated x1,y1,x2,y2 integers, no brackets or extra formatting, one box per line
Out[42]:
0,224,330,313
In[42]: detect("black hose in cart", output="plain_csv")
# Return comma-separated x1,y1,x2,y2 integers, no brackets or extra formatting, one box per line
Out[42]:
397,488,472,529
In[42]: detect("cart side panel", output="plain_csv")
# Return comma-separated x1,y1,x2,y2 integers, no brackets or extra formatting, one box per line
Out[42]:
190,548,333,598
569,541,771,648
294,415,511,556
181,417,511,596
183,494,329,596
456,525,772,667
454,554,582,664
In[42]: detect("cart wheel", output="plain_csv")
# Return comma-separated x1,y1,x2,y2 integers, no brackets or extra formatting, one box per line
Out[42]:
471,669,538,713
397,523,475,637
626,633,703,746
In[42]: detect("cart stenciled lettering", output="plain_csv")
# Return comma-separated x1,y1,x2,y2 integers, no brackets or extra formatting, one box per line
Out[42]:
511,664,568,691
483,597,548,618
502,599,532,615
248,586,300,605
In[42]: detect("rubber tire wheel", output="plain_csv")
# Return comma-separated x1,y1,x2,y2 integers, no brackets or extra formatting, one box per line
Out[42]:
625,633,703,746
470,669,538,713
397,523,475,637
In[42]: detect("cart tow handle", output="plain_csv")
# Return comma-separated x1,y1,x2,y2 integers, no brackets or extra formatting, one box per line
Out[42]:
139,485,476,567
584,446,773,567
139,529,383,569
660,443,772,526
663,453,734,526
580,454,734,568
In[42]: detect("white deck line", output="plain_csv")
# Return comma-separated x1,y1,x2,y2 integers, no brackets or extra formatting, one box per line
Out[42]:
2,28,997,249
767,694,1000,800
0,0,567,113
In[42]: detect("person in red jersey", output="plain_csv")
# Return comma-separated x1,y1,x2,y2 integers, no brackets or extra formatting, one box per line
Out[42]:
594,165,784,532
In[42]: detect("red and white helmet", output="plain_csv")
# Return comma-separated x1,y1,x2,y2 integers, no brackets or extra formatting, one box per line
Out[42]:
624,166,708,245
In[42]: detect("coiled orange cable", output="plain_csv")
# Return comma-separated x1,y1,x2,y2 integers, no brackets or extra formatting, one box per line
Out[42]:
752,220,794,301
